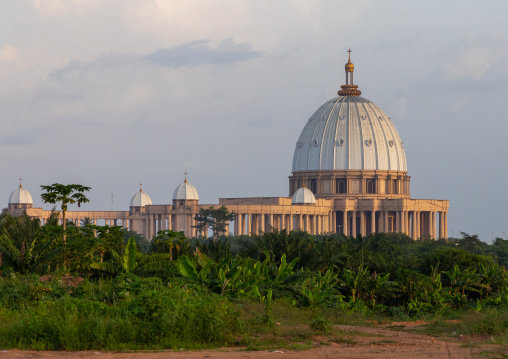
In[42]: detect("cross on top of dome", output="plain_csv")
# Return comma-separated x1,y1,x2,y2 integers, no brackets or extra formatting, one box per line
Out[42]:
338,49,361,97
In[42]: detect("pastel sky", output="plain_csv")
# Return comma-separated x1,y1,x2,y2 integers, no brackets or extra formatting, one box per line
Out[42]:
1,0,507,241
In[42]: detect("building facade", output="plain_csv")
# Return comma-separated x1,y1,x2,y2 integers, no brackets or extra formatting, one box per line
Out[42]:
4,54,449,240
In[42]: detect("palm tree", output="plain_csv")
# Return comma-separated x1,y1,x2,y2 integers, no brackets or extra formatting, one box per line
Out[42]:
40,183,91,245
0,213,63,273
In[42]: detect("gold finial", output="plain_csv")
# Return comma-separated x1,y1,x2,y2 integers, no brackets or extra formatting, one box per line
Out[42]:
184,171,188,183
139,181,143,192
338,48,361,97
19,177,23,188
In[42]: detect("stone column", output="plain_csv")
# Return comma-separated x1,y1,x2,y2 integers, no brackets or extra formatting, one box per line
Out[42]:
395,211,401,232
416,211,421,239
444,212,448,238
371,210,376,235
428,212,433,238
288,214,293,232
343,210,348,236
249,214,255,235
412,211,417,240
260,214,265,233
332,211,336,233
352,211,357,238
402,212,407,234
438,211,444,239
384,211,389,232
405,211,411,236
359,211,365,237
433,212,437,238
233,213,240,236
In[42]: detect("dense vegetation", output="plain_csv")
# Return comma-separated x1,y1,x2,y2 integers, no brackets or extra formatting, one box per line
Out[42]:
1,211,508,350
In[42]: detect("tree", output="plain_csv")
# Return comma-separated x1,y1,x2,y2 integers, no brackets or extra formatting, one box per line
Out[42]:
0,214,63,273
40,183,91,245
150,230,190,260
193,206,236,238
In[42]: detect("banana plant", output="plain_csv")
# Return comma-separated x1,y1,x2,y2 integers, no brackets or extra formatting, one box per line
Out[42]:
90,237,171,275
340,266,370,302
295,269,341,308
443,265,482,299
478,263,507,298
365,272,398,308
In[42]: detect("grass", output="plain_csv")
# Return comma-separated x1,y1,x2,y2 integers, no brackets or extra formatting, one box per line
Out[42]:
2,274,508,353
405,309,508,346
233,301,382,351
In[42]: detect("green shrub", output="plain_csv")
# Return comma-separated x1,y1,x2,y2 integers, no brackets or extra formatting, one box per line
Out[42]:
0,275,241,350
310,317,332,332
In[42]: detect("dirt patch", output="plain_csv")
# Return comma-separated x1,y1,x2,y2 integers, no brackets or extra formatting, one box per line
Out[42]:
0,325,506,359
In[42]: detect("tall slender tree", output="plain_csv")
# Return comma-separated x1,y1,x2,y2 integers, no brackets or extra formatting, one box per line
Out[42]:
40,184,91,245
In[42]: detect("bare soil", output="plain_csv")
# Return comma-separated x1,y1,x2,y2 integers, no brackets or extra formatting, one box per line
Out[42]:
0,324,506,359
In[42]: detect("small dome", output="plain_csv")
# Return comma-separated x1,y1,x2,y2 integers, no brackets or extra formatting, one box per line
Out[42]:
9,185,33,205
173,180,199,201
345,61,354,71
292,187,316,205
130,189,152,207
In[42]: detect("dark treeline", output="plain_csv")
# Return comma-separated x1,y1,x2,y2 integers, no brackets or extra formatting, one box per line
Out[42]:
1,212,508,315
2,212,508,349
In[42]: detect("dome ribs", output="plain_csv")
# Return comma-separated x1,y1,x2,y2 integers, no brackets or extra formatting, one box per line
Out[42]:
334,97,348,170
348,97,362,170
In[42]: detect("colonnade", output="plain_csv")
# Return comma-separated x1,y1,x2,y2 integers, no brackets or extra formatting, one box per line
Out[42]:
32,205,448,241
334,210,448,239
40,216,130,229
145,213,199,239
233,212,330,236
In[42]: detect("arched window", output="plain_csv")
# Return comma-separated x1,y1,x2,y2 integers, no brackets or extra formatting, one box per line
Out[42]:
367,180,375,194
310,179,317,194
336,179,347,194
392,180,398,194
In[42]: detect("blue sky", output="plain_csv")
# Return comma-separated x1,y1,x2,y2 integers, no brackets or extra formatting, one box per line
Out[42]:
1,1,507,241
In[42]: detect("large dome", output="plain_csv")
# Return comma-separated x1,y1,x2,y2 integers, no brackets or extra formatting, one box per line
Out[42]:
9,185,33,205
292,95,407,172
173,180,199,201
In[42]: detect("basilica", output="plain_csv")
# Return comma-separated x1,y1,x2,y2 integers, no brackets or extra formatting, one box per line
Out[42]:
4,53,449,240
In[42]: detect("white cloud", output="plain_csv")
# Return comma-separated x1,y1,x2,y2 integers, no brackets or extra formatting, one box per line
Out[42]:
0,43,19,62
439,35,508,80
32,0,68,16
32,0,101,17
